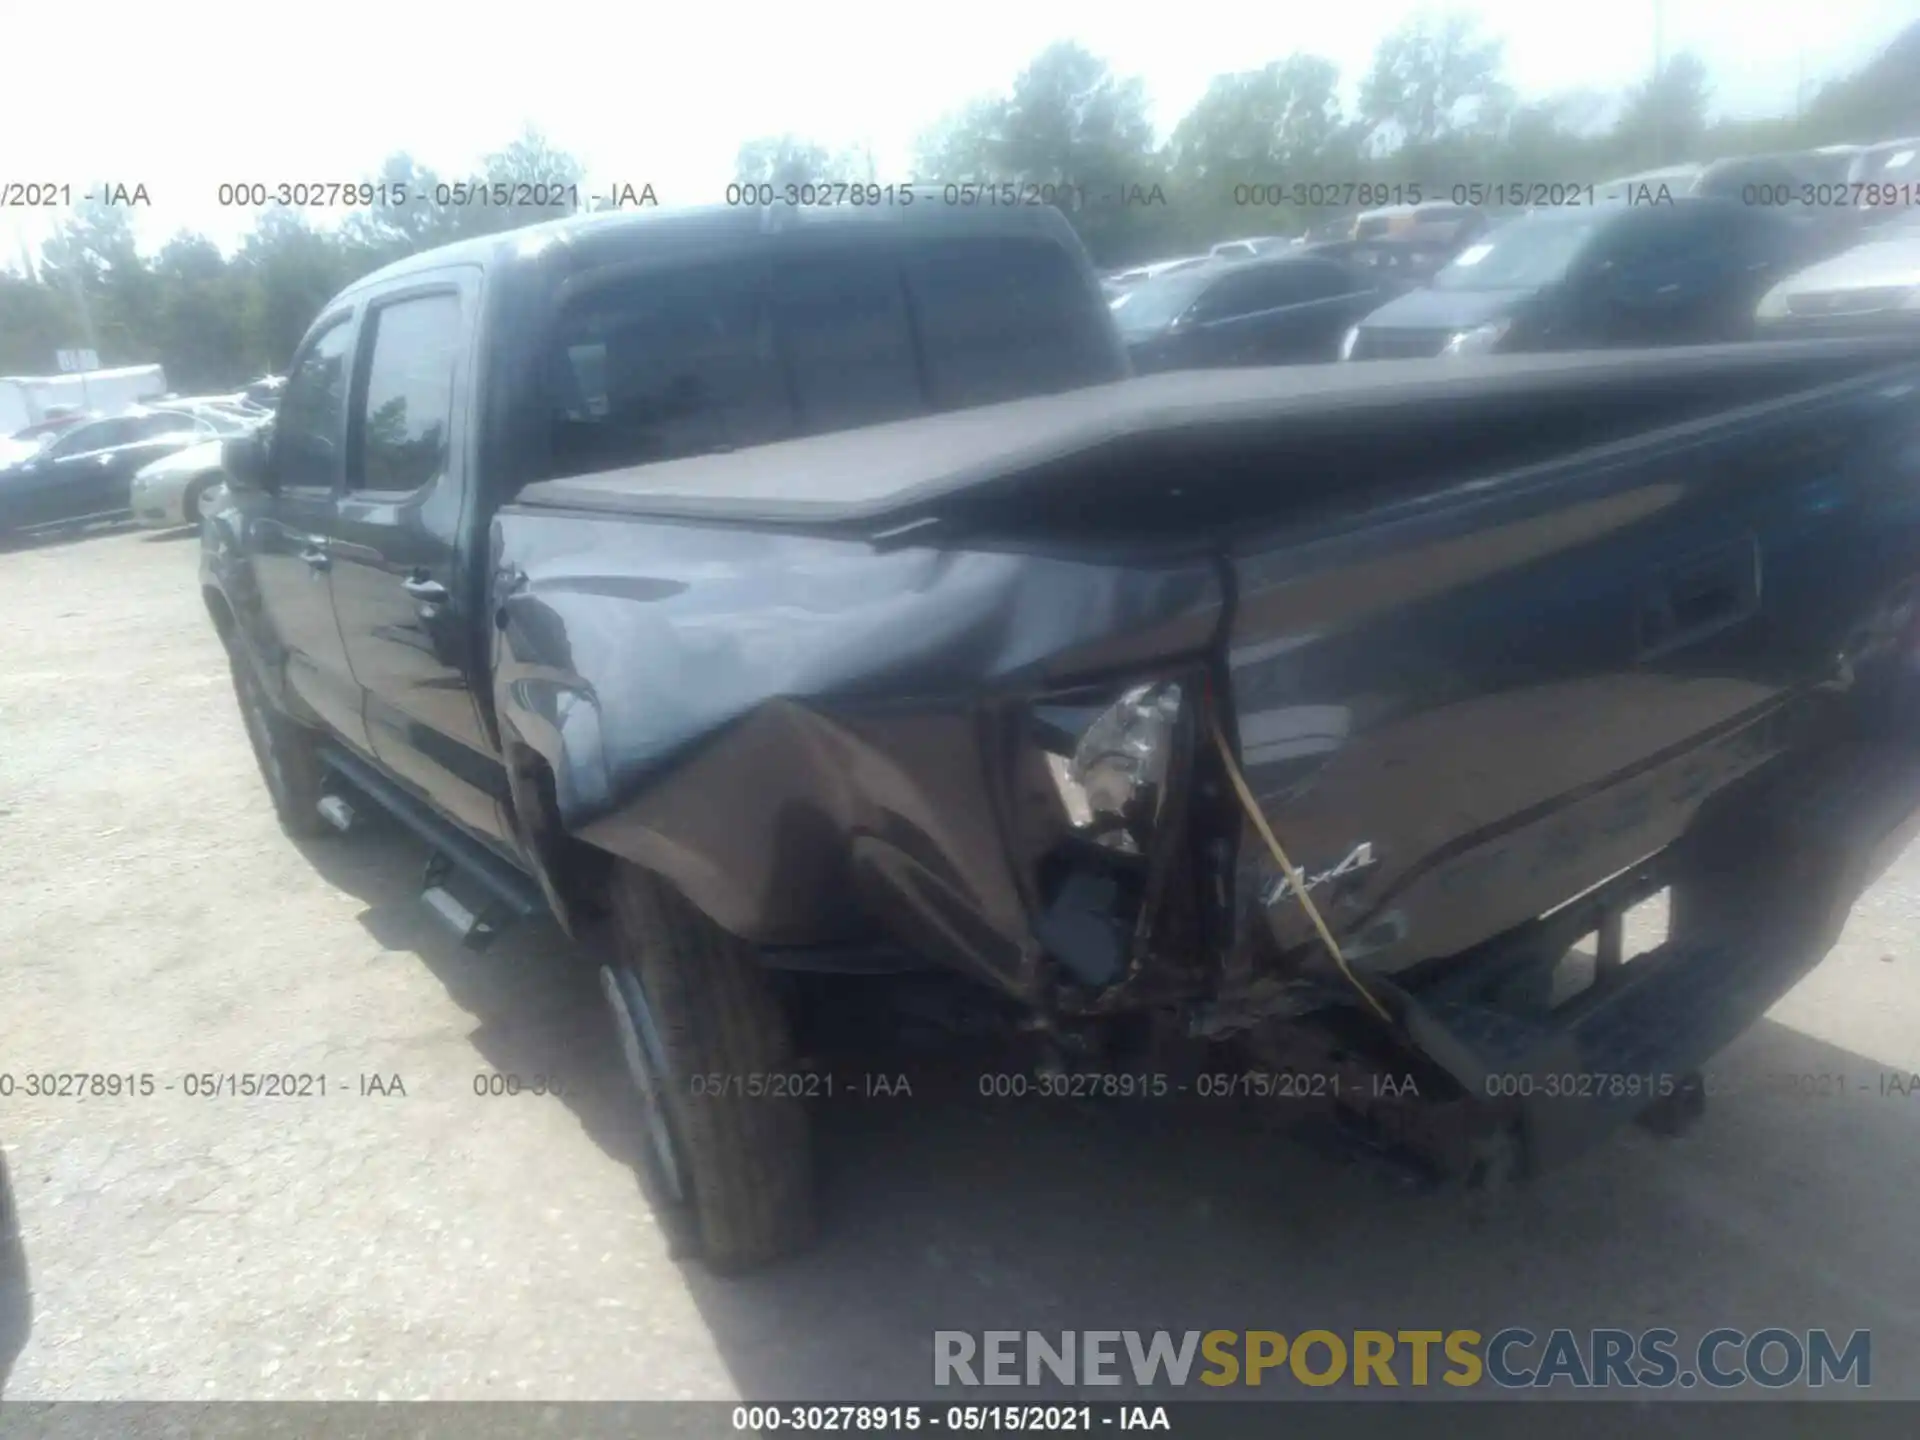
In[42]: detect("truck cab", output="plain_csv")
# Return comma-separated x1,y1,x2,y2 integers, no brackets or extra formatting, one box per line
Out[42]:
205,200,1128,881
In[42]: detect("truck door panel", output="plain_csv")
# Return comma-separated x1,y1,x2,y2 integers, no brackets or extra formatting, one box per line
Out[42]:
246,314,372,753
327,274,514,848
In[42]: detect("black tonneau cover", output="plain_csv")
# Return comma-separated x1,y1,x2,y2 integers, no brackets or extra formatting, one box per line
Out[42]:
512,337,1920,527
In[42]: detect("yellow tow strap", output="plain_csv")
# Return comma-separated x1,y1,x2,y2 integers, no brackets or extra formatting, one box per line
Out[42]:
1207,709,1393,1024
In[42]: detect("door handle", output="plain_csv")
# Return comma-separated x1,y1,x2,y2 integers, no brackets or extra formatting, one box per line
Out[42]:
299,545,331,571
1636,538,1760,661
402,574,449,605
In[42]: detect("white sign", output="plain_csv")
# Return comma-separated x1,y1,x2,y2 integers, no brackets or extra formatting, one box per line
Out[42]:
55,349,100,374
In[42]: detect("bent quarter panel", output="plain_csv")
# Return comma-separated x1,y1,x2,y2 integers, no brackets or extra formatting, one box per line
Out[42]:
490,511,1222,974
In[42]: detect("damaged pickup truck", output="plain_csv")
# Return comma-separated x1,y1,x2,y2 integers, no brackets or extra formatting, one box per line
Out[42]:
203,200,1920,1272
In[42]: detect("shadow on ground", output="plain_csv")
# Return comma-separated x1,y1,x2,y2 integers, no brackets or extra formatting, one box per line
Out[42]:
295,823,1920,1403
0,1146,29,1397
0,519,138,556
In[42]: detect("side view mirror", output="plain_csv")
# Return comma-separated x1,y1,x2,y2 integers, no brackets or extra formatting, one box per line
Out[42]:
222,427,272,493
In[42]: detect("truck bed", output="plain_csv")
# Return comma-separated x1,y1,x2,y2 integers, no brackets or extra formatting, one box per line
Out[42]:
494,335,1920,1004
512,337,1920,531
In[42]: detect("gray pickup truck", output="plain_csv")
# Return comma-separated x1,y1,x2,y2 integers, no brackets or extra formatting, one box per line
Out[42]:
204,198,1920,1272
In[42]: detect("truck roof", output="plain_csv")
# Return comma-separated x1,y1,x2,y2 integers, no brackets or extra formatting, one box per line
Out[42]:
514,336,1920,528
340,196,1093,297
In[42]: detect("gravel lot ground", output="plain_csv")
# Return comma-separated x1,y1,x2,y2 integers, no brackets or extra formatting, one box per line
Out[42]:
6,523,1920,1404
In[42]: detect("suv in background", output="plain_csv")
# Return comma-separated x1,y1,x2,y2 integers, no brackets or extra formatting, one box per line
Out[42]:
1208,236,1291,261
1342,197,1830,360
1114,253,1389,369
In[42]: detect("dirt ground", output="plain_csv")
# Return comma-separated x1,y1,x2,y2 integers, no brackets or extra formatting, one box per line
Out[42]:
6,522,1920,1403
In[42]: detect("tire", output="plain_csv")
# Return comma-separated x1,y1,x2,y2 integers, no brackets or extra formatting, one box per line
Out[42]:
226,641,329,838
182,476,214,526
604,864,816,1272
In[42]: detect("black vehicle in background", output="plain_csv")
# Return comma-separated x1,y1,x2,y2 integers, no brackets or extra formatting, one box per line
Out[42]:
242,376,286,410
1304,235,1467,286
1342,197,1834,360
0,406,238,539
1114,254,1391,370
11,408,92,443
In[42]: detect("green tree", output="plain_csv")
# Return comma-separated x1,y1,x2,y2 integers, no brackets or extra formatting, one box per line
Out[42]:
0,273,78,374
233,208,355,373
1802,21,1920,144
1614,53,1712,169
39,198,156,365
1358,12,1511,151
147,233,252,391
916,43,1166,264
476,126,588,233
1166,56,1354,241
736,135,860,189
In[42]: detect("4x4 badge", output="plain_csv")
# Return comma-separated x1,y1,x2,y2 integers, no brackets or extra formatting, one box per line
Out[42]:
1262,841,1378,908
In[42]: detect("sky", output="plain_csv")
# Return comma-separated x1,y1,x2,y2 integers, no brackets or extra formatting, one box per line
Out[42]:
0,0,1914,264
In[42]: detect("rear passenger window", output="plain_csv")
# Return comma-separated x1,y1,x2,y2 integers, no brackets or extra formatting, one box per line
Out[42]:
275,318,355,491
350,293,462,494
770,253,922,432
902,238,1115,409
550,262,793,477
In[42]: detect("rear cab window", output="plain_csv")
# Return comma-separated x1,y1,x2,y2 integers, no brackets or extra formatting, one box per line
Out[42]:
541,231,1118,483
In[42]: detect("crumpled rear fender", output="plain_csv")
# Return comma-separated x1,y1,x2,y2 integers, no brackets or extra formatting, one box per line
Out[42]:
490,511,1223,994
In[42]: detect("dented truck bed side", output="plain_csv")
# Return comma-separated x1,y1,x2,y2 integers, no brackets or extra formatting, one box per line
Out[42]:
492,337,1920,1002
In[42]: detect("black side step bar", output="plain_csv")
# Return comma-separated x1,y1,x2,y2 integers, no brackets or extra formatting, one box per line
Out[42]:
316,743,548,944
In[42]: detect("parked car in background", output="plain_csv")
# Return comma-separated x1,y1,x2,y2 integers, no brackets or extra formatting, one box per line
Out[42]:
1693,153,1818,200
168,393,273,426
1351,201,1488,249
1755,209,1920,337
1,408,93,461
1342,197,1830,360
0,406,236,539
1848,139,1920,225
0,435,46,469
1208,236,1290,261
1306,233,1485,286
131,416,257,527
241,375,285,410
1114,253,1388,370
1849,138,1920,187
1797,144,1867,185
1102,254,1212,298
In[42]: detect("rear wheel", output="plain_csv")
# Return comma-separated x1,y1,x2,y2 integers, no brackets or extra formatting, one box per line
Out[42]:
603,864,816,1271
182,476,215,526
226,642,328,838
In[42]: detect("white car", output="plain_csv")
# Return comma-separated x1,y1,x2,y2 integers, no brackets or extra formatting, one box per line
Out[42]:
129,439,231,528
1755,210,1920,336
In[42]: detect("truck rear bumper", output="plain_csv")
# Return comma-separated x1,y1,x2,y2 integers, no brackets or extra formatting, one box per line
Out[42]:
1359,737,1920,1179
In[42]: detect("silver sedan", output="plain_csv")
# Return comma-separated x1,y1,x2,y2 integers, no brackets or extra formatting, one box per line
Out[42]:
129,439,230,528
